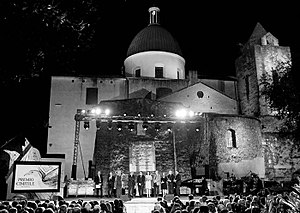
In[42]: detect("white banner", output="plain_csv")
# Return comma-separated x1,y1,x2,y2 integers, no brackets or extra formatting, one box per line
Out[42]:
12,161,61,192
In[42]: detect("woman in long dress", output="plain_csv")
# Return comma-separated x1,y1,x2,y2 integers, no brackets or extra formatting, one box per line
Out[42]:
145,171,152,198
161,172,168,197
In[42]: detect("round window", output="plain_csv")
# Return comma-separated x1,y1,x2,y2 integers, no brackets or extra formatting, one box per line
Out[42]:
197,91,204,98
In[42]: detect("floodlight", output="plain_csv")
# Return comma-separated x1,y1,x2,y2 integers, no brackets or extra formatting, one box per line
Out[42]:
104,109,110,116
142,121,149,130
117,123,122,131
154,122,161,131
107,120,113,130
95,108,101,115
84,121,90,130
175,109,187,118
128,122,135,131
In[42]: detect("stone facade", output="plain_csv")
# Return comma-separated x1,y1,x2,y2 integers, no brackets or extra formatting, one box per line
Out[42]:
45,20,299,185
235,46,260,116
92,110,268,195
235,23,291,117
235,23,297,182
207,114,265,179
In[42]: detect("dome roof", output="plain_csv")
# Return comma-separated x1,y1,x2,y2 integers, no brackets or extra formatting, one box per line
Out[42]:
126,24,183,57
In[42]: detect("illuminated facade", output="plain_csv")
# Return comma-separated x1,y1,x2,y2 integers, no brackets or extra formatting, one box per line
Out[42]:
47,7,292,188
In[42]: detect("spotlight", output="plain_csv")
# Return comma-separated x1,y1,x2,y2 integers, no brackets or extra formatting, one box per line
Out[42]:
154,122,161,131
95,108,101,115
117,122,122,131
96,120,101,130
104,109,110,116
128,122,135,131
188,110,195,117
84,121,90,130
195,127,200,132
142,121,149,131
107,120,113,130
175,109,187,118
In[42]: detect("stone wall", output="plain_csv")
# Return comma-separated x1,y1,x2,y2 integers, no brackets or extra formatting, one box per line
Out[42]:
207,114,265,178
235,38,291,118
235,46,260,117
92,112,269,195
92,119,206,194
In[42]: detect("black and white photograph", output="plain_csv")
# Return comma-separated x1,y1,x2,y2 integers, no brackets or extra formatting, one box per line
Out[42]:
0,0,300,212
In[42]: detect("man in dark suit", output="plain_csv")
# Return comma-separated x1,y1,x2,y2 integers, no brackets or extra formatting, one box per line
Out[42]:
167,170,175,195
128,172,135,198
107,171,115,197
94,170,103,197
174,170,182,197
137,171,145,197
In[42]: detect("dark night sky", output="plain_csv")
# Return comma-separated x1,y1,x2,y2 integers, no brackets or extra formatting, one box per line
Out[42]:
81,1,300,77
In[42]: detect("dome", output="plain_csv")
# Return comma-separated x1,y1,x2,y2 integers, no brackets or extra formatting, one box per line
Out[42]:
126,24,183,57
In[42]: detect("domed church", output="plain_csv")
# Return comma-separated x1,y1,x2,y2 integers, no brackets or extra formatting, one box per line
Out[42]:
125,7,185,80
39,5,295,197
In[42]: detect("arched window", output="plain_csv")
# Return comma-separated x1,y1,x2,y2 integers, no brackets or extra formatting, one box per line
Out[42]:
135,68,141,77
227,129,237,148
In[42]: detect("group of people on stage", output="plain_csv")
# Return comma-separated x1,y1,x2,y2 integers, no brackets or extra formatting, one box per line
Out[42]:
94,170,123,198
94,169,182,198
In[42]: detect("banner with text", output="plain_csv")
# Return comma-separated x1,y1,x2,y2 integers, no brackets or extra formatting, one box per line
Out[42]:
129,141,156,172
12,161,61,192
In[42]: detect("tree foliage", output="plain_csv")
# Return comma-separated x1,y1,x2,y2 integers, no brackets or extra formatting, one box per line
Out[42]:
0,0,101,86
0,0,101,150
260,61,300,138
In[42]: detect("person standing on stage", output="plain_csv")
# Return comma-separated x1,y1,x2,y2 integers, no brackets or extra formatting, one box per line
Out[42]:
128,172,135,198
201,176,208,196
94,170,103,197
114,170,123,198
107,171,115,198
174,170,182,197
145,171,152,198
167,170,175,195
161,172,168,197
137,171,145,197
153,170,161,197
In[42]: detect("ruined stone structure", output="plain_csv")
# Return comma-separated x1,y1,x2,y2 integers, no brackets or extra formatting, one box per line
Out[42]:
46,6,297,192
235,23,295,182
